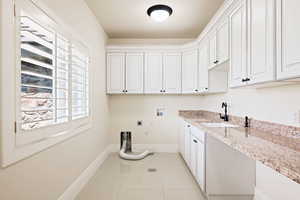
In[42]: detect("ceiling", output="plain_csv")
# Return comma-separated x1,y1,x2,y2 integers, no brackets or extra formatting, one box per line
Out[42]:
84,0,225,39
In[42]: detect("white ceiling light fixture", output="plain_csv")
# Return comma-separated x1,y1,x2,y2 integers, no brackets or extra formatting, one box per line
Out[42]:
147,4,173,22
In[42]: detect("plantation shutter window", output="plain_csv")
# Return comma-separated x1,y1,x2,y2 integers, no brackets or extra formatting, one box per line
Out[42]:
16,0,90,139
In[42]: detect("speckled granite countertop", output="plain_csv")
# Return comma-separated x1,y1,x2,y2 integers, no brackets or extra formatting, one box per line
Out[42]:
179,110,300,184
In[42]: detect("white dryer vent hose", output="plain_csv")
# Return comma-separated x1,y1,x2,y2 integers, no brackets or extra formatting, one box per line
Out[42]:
119,139,152,160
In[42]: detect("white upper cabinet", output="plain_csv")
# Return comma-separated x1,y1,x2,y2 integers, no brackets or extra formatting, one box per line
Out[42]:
276,0,300,80
229,0,248,88
107,0,300,92
125,53,144,94
163,53,182,94
144,52,163,94
182,49,199,94
198,41,209,93
217,19,229,64
208,33,217,69
247,0,275,84
107,53,125,93
209,20,229,70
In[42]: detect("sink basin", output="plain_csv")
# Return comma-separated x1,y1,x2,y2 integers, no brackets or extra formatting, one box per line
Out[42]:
201,122,239,128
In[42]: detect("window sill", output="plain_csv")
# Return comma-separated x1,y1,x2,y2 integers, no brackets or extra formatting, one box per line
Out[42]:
1,121,92,168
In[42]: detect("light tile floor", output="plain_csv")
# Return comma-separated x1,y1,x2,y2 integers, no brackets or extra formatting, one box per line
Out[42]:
76,153,206,200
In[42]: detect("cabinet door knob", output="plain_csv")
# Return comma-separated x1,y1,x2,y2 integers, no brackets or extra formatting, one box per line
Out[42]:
195,89,198,92
193,139,198,143
205,88,208,90
160,90,163,92
242,78,251,82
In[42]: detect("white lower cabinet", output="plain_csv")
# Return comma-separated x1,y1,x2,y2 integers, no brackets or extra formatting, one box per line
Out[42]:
196,140,205,191
190,136,198,176
180,120,206,192
183,123,191,168
179,120,186,157
190,135,206,192
180,120,255,197
206,136,256,197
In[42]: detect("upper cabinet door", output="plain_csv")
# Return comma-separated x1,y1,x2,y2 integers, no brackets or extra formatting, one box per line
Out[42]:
277,0,300,80
163,53,182,94
144,52,163,94
107,53,125,94
229,0,248,88
198,42,209,93
217,20,229,64
209,33,217,69
247,0,275,84
125,53,144,94
182,49,199,94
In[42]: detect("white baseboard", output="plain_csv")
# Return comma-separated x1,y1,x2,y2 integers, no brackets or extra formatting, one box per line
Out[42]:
254,188,272,200
109,143,178,153
58,145,111,200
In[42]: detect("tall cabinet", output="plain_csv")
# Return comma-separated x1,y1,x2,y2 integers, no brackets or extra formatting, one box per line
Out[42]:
276,0,300,80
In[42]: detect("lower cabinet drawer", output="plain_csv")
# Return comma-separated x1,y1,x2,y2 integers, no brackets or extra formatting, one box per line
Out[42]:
191,125,206,142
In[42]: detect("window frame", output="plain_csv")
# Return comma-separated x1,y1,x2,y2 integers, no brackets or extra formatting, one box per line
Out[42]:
0,0,92,167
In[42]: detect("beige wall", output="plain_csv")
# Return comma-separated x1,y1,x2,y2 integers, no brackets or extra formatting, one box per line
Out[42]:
109,95,204,145
109,84,300,146
200,84,300,127
0,0,109,199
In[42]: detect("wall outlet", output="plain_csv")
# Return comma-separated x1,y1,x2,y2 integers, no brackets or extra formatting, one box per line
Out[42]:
294,110,300,124
156,108,165,117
